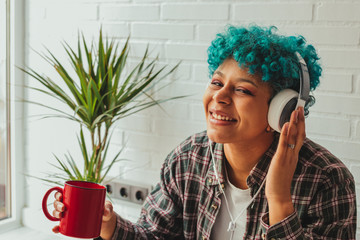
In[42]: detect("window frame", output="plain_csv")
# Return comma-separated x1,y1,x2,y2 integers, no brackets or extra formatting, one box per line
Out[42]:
0,0,24,232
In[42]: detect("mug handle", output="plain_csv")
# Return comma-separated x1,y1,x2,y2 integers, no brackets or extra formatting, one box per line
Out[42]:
42,186,63,221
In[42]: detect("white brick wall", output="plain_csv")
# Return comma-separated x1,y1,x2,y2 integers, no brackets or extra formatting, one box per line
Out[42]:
280,26,359,45
317,73,352,93
312,95,360,115
162,3,229,20
317,3,360,21
100,5,160,21
233,3,313,21
320,49,360,69
132,23,194,40
165,43,208,60
23,0,360,237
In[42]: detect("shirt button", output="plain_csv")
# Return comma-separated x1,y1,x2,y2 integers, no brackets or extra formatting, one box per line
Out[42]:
211,204,218,210
261,233,266,239
202,236,207,240
208,178,213,184
221,183,225,189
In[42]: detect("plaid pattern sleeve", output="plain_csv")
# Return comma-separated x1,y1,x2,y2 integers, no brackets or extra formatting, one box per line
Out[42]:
108,131,356,240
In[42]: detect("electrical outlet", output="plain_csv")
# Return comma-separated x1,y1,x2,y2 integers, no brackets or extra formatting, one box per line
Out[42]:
105,178,153,204
130,186,149,204
105,181,115,197
114,182,131,202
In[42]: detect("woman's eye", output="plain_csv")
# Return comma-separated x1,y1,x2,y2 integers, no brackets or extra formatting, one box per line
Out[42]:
235,88,254,96
210,80,223,87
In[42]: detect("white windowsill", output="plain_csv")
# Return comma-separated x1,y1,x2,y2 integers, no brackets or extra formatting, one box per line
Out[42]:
0,226,70,240
1,200,141,239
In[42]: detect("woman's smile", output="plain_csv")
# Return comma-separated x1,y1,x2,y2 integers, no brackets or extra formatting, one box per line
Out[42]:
209,110,237,125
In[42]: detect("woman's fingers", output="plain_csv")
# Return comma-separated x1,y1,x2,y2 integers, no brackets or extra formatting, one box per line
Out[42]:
278,122,290,153
52,191,64,219
278,108,302,153
103,201,114,222
287,109,298,143
54,192,62,201
295,107,306,152
52,209,62,219
53,191,64,212
53,200,64,212
287,107,306,153
52,225,60,233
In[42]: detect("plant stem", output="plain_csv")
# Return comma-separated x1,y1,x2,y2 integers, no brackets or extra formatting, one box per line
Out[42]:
95,125,102,180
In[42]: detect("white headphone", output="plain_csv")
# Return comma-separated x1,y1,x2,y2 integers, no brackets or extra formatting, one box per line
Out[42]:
267,52,310,133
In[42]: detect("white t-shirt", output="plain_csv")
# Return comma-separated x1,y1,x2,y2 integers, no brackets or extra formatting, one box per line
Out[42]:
210,178,252,240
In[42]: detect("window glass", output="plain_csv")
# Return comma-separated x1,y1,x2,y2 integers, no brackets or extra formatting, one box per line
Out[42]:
0,0,9,220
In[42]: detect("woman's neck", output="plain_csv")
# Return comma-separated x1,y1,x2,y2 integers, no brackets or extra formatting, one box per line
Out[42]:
224,133,274,189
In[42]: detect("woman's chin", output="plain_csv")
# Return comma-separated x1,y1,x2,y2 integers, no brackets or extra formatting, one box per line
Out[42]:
206,129,230,143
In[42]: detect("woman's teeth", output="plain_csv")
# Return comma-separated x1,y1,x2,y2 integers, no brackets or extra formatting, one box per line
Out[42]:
212,113,233,121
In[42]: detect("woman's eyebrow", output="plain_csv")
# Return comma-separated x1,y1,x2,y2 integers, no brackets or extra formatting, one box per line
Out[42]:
235,78,258,87
213,70,224,77
214,70,258,87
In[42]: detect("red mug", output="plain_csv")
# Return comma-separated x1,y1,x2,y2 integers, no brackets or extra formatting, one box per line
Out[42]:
42,180,106,238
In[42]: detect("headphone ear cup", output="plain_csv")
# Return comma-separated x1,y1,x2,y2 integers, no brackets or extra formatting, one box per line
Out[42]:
268,89,298,133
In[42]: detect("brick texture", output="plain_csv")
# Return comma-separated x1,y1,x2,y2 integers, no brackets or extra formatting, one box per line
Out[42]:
317,3,360,21
320,50,360,69
233,3,313,21
162,3,229,20
100,5,159,21
132,23,194,40
317,73,352,93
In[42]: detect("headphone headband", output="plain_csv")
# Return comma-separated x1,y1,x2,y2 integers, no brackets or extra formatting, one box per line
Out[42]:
295,52,310,109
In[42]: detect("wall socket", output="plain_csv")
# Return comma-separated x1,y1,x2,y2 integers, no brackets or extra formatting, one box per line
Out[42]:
105,179,153,205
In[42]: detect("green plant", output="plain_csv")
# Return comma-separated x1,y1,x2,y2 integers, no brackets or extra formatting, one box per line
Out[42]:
23,31,182,184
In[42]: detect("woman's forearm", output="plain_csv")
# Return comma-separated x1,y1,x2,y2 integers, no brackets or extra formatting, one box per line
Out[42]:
267,196,295,226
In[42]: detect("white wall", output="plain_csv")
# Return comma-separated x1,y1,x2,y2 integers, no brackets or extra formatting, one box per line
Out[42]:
23,0,360,237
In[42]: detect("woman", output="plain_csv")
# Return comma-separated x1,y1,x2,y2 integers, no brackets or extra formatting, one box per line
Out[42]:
52,25,356,239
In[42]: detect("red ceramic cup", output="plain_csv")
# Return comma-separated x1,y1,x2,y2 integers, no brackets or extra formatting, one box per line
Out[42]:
42,180,106,238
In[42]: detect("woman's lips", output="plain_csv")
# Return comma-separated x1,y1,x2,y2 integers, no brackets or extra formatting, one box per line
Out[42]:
209,111,237,125
212,112,234,121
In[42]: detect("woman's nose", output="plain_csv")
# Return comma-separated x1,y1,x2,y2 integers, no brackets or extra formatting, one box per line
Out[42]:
213,87,231,104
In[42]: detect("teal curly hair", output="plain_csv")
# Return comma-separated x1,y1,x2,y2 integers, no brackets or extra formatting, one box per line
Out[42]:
207,25,322,115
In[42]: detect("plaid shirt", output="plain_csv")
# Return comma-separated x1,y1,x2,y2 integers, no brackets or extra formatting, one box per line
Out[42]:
110,131,356,240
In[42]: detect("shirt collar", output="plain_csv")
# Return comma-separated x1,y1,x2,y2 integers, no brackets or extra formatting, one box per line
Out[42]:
246,133,279,188
206,141,226,186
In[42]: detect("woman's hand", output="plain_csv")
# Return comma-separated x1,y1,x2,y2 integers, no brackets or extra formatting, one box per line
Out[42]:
51,192,117,240
265,107,306,225
51,192,64,233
